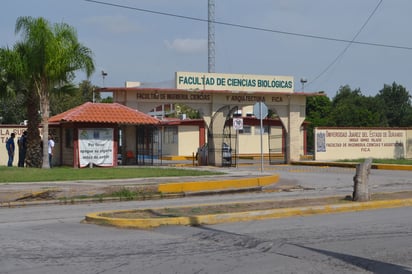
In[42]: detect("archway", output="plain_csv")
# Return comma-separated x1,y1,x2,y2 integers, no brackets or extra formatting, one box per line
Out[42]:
207,105,238,166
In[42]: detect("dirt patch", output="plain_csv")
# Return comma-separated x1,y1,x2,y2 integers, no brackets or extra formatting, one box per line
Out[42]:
102,191,412,219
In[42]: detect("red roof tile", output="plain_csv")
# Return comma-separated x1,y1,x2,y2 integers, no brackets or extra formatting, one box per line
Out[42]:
49,102,160,125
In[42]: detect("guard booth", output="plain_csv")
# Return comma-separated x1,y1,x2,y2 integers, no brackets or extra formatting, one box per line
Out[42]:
48,102,161,167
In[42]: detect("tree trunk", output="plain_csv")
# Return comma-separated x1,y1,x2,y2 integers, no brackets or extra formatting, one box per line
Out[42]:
25,91,42,168
353,158,372,202
40,92,50,169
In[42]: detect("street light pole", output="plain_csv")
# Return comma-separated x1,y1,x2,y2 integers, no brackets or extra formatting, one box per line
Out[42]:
300,77,307,92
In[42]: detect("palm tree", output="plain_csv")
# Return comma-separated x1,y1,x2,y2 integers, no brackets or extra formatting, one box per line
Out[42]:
2,16,95,168
1,43,44,167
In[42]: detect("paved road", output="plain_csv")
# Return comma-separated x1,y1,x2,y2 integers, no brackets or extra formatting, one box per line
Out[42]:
1,165,412,273
1,200,412,273
265,165,412,197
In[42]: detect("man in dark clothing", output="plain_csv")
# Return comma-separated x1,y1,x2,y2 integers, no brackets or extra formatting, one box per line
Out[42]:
6,133,16,167
18,131,28,167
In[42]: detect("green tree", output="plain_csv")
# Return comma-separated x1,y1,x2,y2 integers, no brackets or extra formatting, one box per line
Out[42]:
101,96,113,103
305,94,332,153
3,17,95,168
0,93,26,124
168,104,201,119
329,85,385,127
1,43,44,167
79,80,101,104
376,82,412,127
0,47,26,124
50,80,100,115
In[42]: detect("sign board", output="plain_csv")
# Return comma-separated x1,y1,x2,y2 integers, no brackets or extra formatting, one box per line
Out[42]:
233,118,243,130
78,128,114,167
253,102,268,119
314,128,411,161
176,71,294,93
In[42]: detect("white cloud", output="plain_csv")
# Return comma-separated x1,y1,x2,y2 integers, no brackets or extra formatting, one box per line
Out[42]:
164,38,207,54
84,15,142,34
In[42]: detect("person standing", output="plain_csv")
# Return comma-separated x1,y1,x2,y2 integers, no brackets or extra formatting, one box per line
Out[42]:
18,131,28,167
48,134,55,168
6,133,16,167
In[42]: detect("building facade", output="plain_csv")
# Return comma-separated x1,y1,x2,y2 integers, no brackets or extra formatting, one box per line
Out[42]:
100,72,322,166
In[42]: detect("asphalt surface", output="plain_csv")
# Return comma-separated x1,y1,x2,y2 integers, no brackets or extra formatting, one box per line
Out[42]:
2,161,412,273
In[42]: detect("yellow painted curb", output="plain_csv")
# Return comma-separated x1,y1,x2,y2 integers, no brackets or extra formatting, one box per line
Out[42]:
84,198,412,229
374,164,412,171
293,161,412,171
157,174,279,193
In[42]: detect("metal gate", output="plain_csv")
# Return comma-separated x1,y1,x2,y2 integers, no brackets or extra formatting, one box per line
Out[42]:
136,125,161,165
268,126,286,164
222,107,238,167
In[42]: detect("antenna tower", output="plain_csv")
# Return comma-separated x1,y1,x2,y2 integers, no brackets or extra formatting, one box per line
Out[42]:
208,0,215,73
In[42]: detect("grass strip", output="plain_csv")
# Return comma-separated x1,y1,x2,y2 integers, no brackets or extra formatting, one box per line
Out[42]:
0,166,223,183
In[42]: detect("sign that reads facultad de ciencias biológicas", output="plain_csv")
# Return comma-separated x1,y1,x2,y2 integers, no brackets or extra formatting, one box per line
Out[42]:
78,128,114,167
176,72,294,93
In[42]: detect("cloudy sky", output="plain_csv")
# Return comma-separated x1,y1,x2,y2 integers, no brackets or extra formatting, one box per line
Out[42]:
2,0,412,98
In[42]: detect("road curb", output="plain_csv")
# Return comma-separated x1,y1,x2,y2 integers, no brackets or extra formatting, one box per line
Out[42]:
0,174,279,207
157,174,279,193
84,198,412,229
292,161,412,170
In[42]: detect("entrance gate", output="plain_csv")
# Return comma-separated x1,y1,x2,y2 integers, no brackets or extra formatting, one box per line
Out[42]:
268,127,286,164
208,105,238,167
103,83,314,164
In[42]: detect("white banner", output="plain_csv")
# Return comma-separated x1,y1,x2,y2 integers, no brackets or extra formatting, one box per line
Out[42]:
78,128,114,167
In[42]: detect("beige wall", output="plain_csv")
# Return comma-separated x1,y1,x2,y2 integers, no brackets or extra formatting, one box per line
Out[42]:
407,129,412,158
237,126,283,154
0,126,61,167
171,124,288,156
177,126,200,156
160,125,200,157
0,127,26,166
315,127,411,161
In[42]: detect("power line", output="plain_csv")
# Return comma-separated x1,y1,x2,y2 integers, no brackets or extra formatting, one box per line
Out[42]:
84,0,412,51
308,0,384,87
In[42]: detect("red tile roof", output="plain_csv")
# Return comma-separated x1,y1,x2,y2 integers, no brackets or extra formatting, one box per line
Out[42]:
49,102,160,125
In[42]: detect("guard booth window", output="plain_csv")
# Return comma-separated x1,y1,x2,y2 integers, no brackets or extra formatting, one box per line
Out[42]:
164,126,178,144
